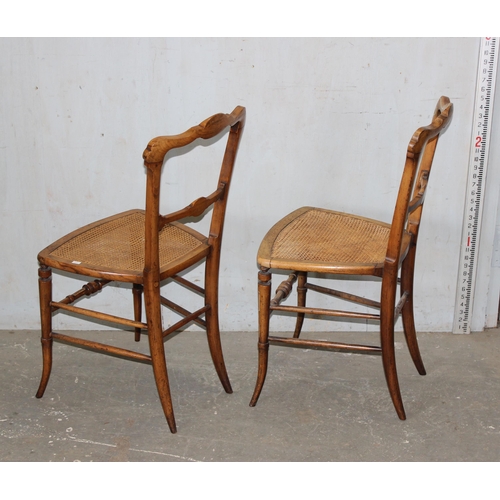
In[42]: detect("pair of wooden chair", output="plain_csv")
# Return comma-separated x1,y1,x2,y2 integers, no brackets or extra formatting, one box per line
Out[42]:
36,97,453,432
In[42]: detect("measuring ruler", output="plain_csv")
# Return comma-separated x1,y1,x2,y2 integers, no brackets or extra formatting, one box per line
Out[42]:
453,37,498,334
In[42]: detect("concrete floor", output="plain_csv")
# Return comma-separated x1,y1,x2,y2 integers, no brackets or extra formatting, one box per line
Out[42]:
1,327,500,462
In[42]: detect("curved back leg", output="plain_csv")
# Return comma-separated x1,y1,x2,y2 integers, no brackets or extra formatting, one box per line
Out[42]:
204,251,232,393
293,272,308,338
380,274,406,420
133,284,143,342
400,248,426,375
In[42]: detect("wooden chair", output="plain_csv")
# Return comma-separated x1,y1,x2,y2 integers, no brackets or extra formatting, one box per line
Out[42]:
249,97,453,420
36,106,246,433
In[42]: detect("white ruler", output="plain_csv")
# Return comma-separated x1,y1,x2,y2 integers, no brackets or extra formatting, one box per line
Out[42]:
453,37,498,334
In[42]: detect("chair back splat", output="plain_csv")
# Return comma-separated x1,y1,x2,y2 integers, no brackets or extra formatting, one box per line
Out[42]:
249,97,453,420
36,106,245,433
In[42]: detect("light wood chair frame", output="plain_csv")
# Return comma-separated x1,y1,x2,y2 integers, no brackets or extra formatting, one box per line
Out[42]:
250,97,453,420
36,106,246,433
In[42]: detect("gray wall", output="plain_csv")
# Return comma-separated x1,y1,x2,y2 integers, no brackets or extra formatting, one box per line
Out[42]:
1,37,498,332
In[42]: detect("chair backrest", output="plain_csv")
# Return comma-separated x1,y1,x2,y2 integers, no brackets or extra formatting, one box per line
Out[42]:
141,106,246,276
385,96,453,271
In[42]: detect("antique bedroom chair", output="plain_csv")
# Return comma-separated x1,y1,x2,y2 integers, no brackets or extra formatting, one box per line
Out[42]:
36,106,246,433
249,97,452,420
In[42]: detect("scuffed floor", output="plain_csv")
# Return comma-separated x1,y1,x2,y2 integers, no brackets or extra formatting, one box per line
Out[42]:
1,328,500,462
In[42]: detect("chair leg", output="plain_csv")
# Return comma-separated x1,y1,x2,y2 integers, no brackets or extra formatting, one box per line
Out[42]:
293,271,307,338
249,268,272,407
144,280,177,433
380,276,406,420
204,254,232,394
380,319,406,420
133,284,143,342
36,265,53,399
400,252,426,375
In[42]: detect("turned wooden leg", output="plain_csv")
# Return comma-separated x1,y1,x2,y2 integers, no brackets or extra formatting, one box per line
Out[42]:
400,251,426,375
249,268,272,407
144,277,177,433
36,265,53,399
204,253,232,394
380,274,406,420
293,271,307,338
133,284,143,342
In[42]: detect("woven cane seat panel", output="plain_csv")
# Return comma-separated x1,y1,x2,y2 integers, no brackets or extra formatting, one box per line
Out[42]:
268,208,392,267
49,212,206,272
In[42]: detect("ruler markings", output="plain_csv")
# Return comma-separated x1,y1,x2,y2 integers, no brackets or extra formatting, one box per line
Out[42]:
453,37,498,334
